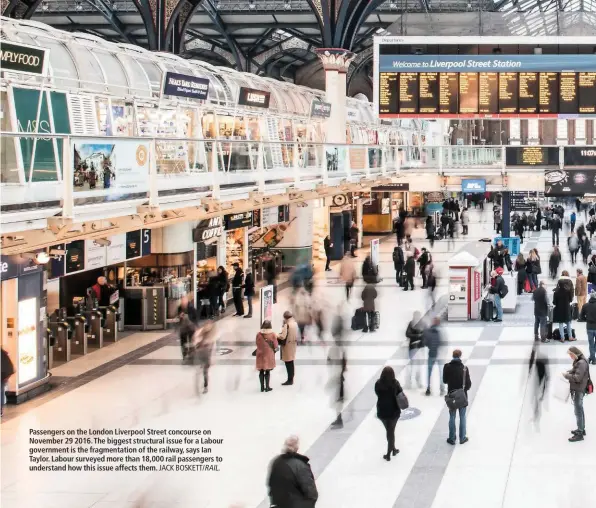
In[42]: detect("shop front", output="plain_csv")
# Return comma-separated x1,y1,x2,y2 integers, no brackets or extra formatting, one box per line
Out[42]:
1,253,50,403
363,183,410,234
250,205,289,281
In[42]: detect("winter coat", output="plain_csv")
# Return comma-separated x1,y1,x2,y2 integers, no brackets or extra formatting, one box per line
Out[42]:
564,355,590,393
362,258,378,283
423,325,443,358
582,237,591,258
515,260,527,281
339,256,356,284
232,268,244,289
393,246,405,268
580,295,596,329
576,274,587,297
406,321,424,350
532,286,549,317
350,225,359,241
375,378,403,420
324,237,332,255
549,252,561,270
1,348,15,382
551,217,562,232
243,272,255,297
489,275,507,298
268,452,318,508
217,270,229,292
490,245,507,268
418,251,431,268
442,359,472,394
461,211,469,226
291,289,312,325
553,277,574,323
405,256,416,277
255,330,278,371
361,284,378,312
279,318,298,362
568,235,580,252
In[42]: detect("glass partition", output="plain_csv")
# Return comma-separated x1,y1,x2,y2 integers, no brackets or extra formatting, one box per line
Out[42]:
118,54,151,97
66,45,105,92
95,50,130,96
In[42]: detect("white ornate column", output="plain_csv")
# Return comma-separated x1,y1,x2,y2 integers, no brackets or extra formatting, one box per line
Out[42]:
557,120,568,146
576,119,587,146
528,119,540,145
315,49,356,144
509,119,521,146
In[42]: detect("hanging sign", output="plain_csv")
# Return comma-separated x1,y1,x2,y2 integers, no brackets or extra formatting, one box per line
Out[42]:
372,183,410,191
141,229,151,256
260,285,274,324
238,87,271,109
48,244,66,280
126,230,142,260
0,41,47,76
224,211,253,230
85,240,107,270
65,240,85,274
310,100,332,118
0,254,43,281
162,71,210,100
461,179,486,193
193,217,224,244
107,234,126,265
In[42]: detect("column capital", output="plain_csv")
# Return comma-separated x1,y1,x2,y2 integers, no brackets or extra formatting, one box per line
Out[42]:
315,48,356,73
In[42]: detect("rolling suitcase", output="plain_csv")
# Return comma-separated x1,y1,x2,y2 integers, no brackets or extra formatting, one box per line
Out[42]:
351,308,366,331
571,303,579,320
481,298,494,321
400,273,408,288
553,328,562,341
374,311,380,329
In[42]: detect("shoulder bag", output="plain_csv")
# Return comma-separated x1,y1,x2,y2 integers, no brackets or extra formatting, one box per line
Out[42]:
395,382,409,410
445,366,468,410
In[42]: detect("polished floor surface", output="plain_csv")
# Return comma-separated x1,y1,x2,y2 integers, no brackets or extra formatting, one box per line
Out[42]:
2,206,596,508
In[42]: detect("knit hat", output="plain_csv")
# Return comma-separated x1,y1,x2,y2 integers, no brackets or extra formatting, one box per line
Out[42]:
568,346,583,357
495,267,504,275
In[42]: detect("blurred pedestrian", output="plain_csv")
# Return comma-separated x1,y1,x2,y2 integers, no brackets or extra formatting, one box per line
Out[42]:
291,286,312,344
568,232,580,264
576,268,587,315
279,311,298,386
255,320,278,392
324,234,333,271
424,316,446,396
425,215,435,247
216,265,229,313
267,435,318,507
405,311,424,388
443,349,471,445
461,207,469,235
515,253,527,295
349,221,359,257
404,253,416,291
374,366,404,461
564,347,590,442
339,253,356,299
579,294,596,364
571,210,577,232
178,295,198,361
1,348,14,417
528,342,549,428
243,270,255,319
549,246,562,279
581,234,591,265
553,271,574,342
231,263,244,316
527,249,541,291
393,245,405,286
193,320,216,394
361,283,378,333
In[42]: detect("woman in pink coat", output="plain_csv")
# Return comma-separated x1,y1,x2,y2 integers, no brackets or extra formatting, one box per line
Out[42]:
256,320,278,392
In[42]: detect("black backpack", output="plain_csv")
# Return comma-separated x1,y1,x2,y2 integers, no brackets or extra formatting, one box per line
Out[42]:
499,280,509,298
1,349,15,381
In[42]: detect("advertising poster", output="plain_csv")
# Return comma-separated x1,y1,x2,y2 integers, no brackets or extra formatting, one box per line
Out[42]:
17,297,38,385
162,72,210,100
73,139,149,193
325,146,347,172
545,169,596,196
106,233,126,265
461,179,486,193
85,239,108,270
370,238,380,267
65,240,85,274
260,285,274,324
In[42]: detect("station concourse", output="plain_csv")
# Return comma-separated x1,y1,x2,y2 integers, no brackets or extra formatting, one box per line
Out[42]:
1,2,596,508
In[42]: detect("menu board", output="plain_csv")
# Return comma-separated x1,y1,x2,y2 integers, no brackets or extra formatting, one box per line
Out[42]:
459,73,479,114
539,72,558,113
398,73,418,113
419,72,439,114
579,73,596,114
378,72,398,114
519,72,539,114
559,72,578,114
479,73,498,114
499,73,518,113
505,146,560,167
439,73,458,114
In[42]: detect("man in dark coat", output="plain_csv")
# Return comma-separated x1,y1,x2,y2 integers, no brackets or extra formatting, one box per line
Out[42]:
1,348,15,416
553,271,574,341
579,293,596,364
404,254,416,291
417,248,432,288
395,218,405,246
231,263,244,317
532,281,550,342
361,283,378,333
268,435,318,508
243,270,255,318
443,349,472,445
536,208,542,231
349,222,359,257
551,215,562,246
393,246,405,285
323,235,333,271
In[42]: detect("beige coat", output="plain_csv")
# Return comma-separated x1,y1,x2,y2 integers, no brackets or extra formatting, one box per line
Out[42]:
340,256,356,283
576,274,588,297
279,318,298,362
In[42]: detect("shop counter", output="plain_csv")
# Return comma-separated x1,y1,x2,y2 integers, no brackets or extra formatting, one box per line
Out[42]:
363,214,393,234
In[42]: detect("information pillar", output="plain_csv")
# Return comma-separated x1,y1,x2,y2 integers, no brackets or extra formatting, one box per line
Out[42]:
502,191,511,239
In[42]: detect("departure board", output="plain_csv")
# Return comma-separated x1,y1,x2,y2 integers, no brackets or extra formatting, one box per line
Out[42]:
399,73,418,113
559,72,578,114
379,72,398,114
505,146,560,167
539,72,558,113
459,73,479,114
519,72,539,114
499,73,518,113
439,73,458,114
479,72,498,114
579,73,596,114
419,72,439,113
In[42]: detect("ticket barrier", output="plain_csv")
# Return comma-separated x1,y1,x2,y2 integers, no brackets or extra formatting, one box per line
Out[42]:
48,311,72,363
85,309,104,348
46,327,55,369
67,314,88,356
102,305,119,343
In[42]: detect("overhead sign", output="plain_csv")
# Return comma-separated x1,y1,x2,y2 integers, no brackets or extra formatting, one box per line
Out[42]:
224,211,253,230
564,147,596,168
371,183,410,191
65,240,85,274
126,230,142,260
0,254,44,281
0,41,47,76
505,146,559,168
545,169,596,196
107,234,126,265
85,239,108,270
461,179,486,193
310,100,332,118
73,138,150,194
162,72,210,100
238,87,271,109
193,217,224,244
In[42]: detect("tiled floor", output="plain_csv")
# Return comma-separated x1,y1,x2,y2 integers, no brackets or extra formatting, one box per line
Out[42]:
2,207,596,508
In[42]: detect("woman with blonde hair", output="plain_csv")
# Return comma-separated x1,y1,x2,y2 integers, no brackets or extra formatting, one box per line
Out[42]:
515,252,527,295
255,320,279,392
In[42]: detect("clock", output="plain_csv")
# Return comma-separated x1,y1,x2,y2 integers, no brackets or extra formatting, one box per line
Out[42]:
332,194,348,207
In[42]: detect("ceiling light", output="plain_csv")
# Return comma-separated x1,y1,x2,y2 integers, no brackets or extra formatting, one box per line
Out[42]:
21,252,50,265
75,1,83,11
284,0,291,9
249,0,256,9
389,0,398,9
41,1,49,11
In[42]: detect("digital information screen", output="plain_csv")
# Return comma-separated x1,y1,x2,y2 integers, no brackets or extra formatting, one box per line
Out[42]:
376,46,596,118
505,146,560,168
564,147,596,168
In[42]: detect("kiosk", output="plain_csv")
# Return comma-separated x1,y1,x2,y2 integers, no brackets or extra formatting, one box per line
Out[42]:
447,242,491,321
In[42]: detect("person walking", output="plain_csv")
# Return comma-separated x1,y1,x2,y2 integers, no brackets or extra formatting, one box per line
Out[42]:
193,320,216,394
425,215,435,247
405,311,424,388
255,320,278,392
423,316,446,396
576,268,588,316
374,366,404,461
533,281,550,342
527,249,541,291
494,207,502,233
339,253,356,299
418,248,432,289
553,271,574,342
395,217,405,246
528,342,549,428
488,268,507,323
267,435,318,508
443,349,472,445
536,207,542,231
361,283,378,333
349,221,359,257
178,295,198,360
1,348,14,417
404,253,416,291
324,235,333,271
552,214,562,246
549,246,562,279
571,210,577,232
581,234,591,265
231,263,245,316
393,245,405,286
568,232,580,264
243,270,255,319
278,311,298,386
216,265,229,313
564,346,590,442
579,294,596,364
461,207,469,235
515,253,527,295
291,286,312,344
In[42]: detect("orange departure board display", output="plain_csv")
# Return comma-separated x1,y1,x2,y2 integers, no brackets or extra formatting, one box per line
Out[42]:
459,73,479,114
579,72,596,114
519,72,539,113
499,73,518,113
559,72,578,114
419,72,439,113
479,72,498,114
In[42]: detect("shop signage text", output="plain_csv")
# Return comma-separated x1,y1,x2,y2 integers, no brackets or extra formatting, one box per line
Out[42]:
0,254,44,281
545,169,596,196
238,87,271,109
193,217,224,243
225,211,253,230
461,179,486,193
371,183,410,191
0,42,47,75
564,147,596,168
310,100,332,118
162,72,210,100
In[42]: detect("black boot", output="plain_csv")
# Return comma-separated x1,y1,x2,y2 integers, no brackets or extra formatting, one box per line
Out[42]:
259,371,265,392
265,371,272,392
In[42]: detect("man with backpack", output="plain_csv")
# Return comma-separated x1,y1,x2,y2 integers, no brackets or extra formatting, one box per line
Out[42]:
489,268,508,322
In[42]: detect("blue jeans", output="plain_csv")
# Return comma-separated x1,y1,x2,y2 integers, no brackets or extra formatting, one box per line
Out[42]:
588,329,596,361
529,273,538,291
427,356,445,392
534,316,547,340
572,390,585,432
449,406,467,442
558,321,572,340
494,294,503,320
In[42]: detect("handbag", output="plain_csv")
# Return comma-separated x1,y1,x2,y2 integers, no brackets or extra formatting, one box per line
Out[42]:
396,390,409,410
444,366,468,410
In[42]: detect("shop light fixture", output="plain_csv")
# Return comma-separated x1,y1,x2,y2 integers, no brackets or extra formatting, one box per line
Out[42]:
94,238,112,247
21,252,50,265
249,0,256,9
41,1,49,11
284,0,291,9
75,1,83,11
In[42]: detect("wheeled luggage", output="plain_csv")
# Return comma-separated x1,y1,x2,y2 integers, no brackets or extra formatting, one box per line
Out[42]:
481,298,494,321
571,303,579,320
351,308,366,331
400,273,408,288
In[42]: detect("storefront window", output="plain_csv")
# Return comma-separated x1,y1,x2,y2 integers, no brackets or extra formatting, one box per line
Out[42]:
226,229,245,274
0,91,19,183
